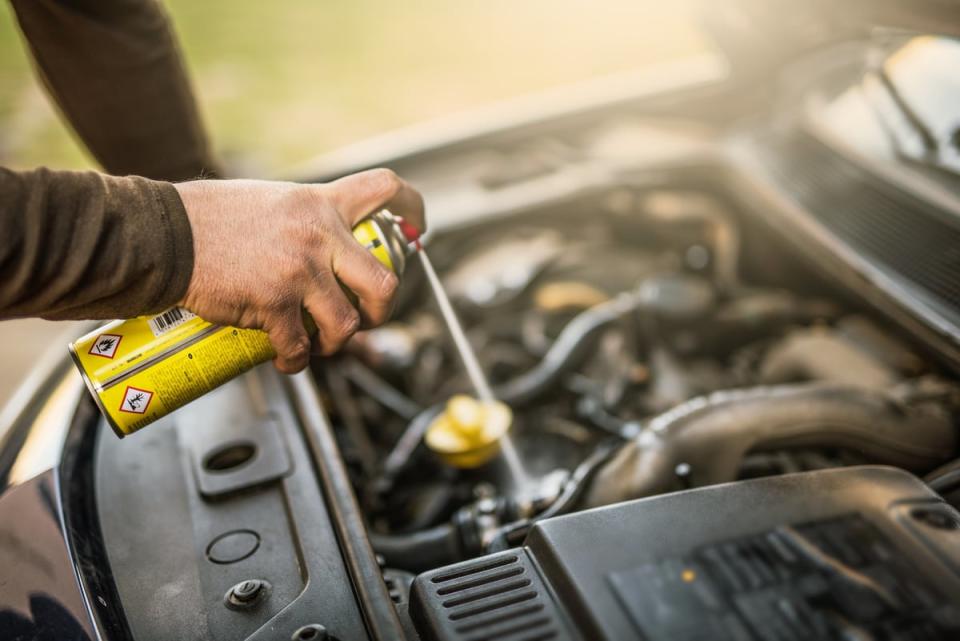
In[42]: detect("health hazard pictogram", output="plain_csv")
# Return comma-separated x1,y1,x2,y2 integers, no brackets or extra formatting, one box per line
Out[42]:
88,333,122,359
119,386,153,414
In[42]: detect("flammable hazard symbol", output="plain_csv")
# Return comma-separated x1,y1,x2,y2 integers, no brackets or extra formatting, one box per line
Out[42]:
119,385,154,414
88,333,122,359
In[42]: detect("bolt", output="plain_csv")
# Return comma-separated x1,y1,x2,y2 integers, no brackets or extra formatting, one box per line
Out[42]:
233,580,261,602
675,462,693,489
473,483,496,500
476,498,498,515
224,578,270,610
621,421,642,438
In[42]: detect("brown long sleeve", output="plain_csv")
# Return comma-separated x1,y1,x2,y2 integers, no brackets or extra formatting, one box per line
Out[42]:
1,0,216,319
9,0,218,182
0,168,194,320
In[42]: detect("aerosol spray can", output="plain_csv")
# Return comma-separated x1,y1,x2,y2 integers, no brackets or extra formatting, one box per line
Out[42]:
70,211,414,438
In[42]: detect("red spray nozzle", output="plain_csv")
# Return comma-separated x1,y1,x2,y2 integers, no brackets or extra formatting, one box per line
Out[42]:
397,218,423,250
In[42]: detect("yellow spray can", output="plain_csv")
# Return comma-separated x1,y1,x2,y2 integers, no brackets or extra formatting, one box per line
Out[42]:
69,211,412,438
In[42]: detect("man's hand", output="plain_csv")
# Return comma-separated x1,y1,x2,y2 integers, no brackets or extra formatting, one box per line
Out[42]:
174,169,425,374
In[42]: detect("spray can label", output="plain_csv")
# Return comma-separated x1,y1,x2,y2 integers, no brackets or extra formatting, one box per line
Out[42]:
70,213,409,438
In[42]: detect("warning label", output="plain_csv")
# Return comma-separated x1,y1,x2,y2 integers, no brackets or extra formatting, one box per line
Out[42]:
88,333,122,359
119,385,154,414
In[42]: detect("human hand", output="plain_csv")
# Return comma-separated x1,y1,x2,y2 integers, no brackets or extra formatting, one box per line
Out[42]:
174,169,425,373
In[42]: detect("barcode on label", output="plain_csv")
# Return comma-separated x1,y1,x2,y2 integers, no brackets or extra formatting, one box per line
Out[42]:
147,307,197,337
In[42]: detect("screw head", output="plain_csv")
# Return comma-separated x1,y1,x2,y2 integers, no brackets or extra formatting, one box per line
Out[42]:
233,580,261,601
224,578,270,610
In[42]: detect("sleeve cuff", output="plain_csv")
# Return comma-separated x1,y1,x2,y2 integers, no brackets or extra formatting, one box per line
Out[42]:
148,180,195,311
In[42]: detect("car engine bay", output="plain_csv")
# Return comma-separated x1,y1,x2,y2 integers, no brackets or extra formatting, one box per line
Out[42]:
84,173,960,641
15,18,956,641
316,186,960,583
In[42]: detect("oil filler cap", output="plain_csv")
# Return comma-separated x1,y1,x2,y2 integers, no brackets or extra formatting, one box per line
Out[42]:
425,395,512,468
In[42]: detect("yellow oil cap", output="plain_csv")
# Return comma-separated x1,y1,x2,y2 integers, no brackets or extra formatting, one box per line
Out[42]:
425,395,512,468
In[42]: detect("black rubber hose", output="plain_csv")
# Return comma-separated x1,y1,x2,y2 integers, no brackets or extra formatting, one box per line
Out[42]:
926,457,960,509
378,292,645,488
344,357,422,420
495,291,644,405
585,381,958,507
537,439,621,520
369,524,462,573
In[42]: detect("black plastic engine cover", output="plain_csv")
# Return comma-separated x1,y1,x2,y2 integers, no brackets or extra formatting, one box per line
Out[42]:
95,368,373,641
410,466,960,641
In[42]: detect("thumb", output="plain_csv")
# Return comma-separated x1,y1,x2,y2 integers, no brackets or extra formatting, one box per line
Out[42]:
326,168,426,233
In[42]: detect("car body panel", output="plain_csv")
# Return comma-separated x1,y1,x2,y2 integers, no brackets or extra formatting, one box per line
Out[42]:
0,471,95,641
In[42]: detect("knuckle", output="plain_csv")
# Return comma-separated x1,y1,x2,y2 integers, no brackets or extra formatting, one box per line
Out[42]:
281,186,329,234
374,268,399,300
286,337,310,361
313,265,334,280
309,216,341,252
264,288,295,314
273,360,295,374
364,305,390,328
275,262,300,285
367,167,401,199
318,308,358,356
275,355,305,374
304,187,334,217
319,343,337,357
273,333,309,373
335,307,361,338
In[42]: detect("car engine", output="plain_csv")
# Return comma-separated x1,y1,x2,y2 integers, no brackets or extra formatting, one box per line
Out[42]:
80,174,960,641
315,187,960,582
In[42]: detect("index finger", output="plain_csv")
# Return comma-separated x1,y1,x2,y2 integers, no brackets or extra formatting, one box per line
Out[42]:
327,168,426,233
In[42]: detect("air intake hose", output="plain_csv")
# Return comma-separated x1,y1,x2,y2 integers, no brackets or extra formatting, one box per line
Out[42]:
585,380,957,507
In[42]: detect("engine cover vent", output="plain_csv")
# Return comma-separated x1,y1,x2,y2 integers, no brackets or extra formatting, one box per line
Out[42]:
410,550,578,641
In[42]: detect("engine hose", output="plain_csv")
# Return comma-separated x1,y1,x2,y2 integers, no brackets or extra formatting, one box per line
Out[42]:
377,292,645,489
343,357,423,420
585,380,958,507
375,404,444,491
369,524,462,573
537,439,622,521
495,290,645,405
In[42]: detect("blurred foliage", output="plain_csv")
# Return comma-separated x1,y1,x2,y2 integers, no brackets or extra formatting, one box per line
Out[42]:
0,0,704,175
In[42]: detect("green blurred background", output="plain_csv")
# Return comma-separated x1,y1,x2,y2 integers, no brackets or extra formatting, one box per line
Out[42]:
0,0,704,174
0,1,705,408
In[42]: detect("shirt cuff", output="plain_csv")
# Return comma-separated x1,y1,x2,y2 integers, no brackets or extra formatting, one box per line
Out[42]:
146,180,195,312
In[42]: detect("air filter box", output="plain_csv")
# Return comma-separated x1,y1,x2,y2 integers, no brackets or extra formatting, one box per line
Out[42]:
410,466,960,640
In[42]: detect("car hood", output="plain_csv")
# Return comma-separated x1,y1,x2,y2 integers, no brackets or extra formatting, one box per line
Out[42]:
700,0,960,79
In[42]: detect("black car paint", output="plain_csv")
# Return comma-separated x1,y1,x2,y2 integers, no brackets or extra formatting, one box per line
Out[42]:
0,472,94,641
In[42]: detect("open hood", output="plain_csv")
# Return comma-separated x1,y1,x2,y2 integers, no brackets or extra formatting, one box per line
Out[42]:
700,0,960,78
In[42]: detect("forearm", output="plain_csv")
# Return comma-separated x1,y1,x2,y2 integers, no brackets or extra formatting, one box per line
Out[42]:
0,165,424,373
9,0,218,181
0,167,194,319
